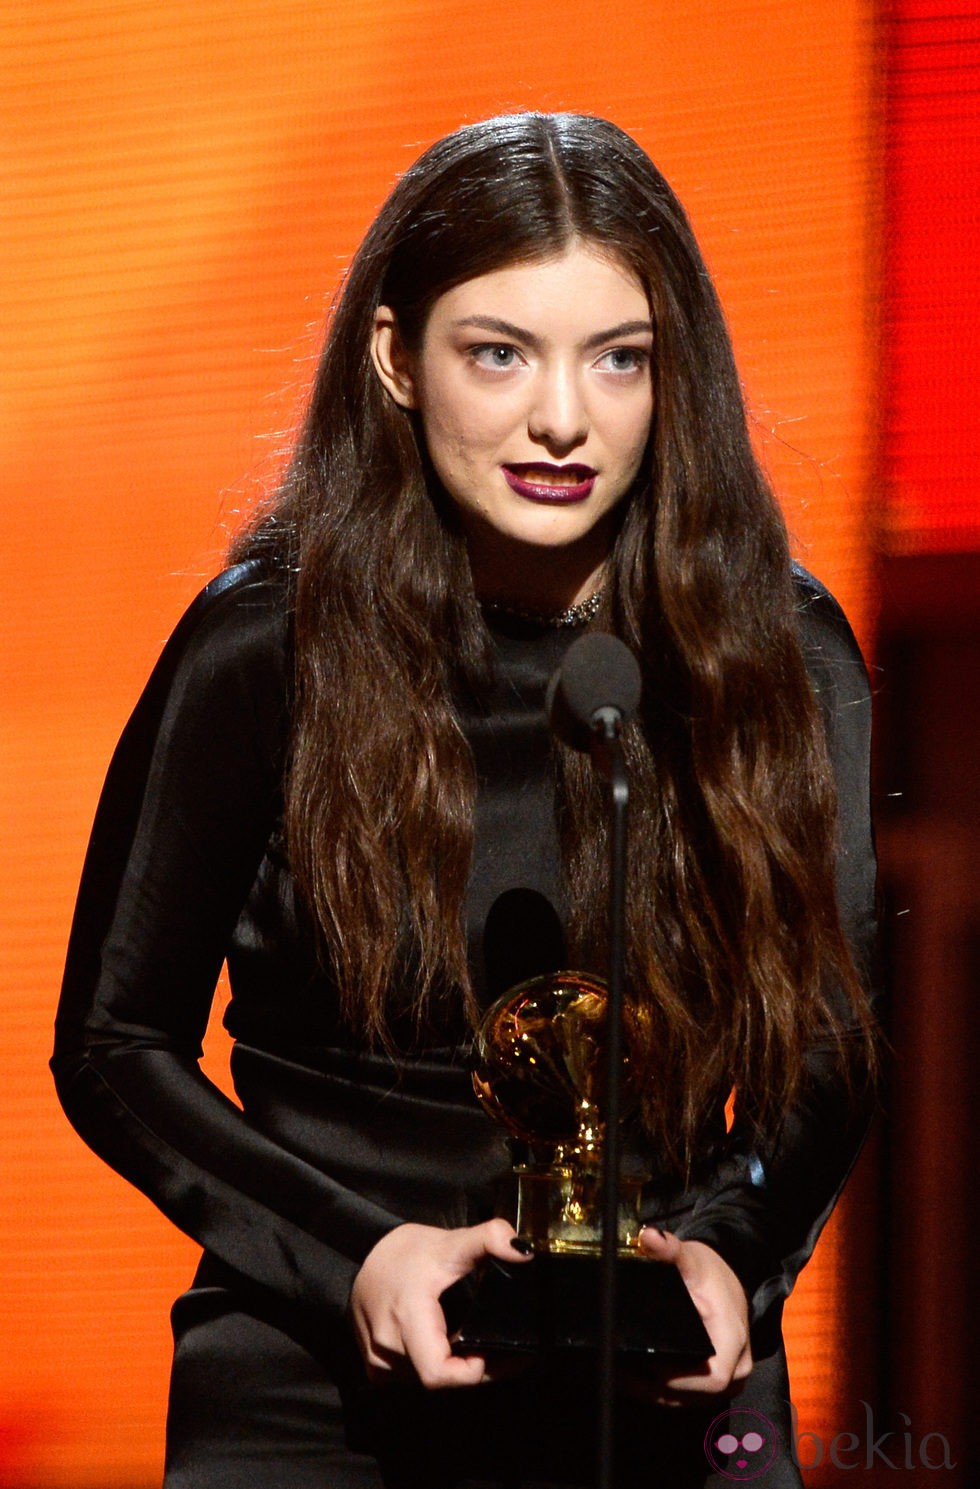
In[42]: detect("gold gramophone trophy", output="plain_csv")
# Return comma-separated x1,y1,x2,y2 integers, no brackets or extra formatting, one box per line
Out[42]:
473,971,644,1256
451,968,713,1361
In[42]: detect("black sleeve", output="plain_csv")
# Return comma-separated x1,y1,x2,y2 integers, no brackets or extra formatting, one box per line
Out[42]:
51,564,402,1327
672,569,879,1349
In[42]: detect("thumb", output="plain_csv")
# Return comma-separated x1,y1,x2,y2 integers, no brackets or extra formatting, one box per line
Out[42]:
640,1228,718,1298
463,1217,534,1267
638,1225,684,1267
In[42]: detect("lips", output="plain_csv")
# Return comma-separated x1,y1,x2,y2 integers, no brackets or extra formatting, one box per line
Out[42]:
502,463,597,503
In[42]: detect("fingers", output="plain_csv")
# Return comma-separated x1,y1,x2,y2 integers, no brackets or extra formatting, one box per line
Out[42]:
637,1225,683,1266
639,1226,718,1297
401,1297,486,1388
459,1216,534,1269
636,1228,753,1397
356,1219,754,1400
351,1220,534,1391
358,1288,486,1388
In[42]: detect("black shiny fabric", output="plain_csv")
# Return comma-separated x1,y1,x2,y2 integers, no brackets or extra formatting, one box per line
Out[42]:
52,560,877,1488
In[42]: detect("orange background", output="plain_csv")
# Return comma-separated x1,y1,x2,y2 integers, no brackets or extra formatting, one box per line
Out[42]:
3,0,967,1483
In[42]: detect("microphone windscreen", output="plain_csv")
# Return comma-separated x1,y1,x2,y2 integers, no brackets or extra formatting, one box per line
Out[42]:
547,633,642,751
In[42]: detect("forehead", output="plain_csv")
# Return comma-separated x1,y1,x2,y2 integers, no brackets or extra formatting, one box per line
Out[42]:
426,244,650,337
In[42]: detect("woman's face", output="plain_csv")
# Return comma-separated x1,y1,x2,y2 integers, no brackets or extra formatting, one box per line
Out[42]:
371,242,654,604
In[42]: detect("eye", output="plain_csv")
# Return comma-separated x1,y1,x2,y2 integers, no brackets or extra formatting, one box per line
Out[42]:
470,343,522,370
742,1433,765,1452
595,346,650,374
716,1434,739,1454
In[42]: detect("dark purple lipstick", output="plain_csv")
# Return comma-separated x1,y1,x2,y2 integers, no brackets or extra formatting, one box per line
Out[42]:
502,462,597,503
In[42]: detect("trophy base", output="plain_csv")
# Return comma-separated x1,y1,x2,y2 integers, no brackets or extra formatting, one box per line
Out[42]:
449,1252,713,1363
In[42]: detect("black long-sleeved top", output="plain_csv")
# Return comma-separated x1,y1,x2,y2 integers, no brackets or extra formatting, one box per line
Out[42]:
52,560,877,1362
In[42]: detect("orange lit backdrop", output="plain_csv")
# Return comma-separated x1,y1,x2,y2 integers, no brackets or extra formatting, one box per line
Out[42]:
882,2,980,554
3,3,880,1483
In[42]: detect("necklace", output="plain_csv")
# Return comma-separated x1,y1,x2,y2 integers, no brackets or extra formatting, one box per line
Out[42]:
481,586,605,628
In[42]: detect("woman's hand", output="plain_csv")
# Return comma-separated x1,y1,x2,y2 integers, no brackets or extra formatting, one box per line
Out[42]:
350,1217,531,1389
629,1227,753,1403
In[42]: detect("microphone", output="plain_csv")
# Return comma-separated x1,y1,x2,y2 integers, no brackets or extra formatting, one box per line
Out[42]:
546,630,643,1489
546,632,642,754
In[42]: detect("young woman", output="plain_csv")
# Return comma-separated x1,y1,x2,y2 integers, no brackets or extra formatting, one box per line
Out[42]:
53,112,878,1488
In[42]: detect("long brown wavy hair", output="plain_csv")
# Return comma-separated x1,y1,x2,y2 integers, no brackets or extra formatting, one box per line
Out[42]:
233,112,876,1173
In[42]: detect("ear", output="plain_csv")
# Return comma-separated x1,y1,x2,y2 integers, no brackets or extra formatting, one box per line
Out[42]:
370,306,418,409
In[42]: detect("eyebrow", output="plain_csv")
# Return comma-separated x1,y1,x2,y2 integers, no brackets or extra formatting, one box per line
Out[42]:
451,315,654,352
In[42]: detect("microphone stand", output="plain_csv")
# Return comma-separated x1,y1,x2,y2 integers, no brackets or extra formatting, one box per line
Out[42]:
591,707,629,1489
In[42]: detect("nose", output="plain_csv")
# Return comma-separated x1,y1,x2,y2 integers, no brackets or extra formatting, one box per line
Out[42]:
527,364,588,454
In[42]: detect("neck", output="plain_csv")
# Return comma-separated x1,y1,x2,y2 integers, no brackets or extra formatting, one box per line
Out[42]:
465,523,613,617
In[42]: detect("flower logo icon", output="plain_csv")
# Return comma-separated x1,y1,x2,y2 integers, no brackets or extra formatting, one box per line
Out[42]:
703,1408,779,1480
